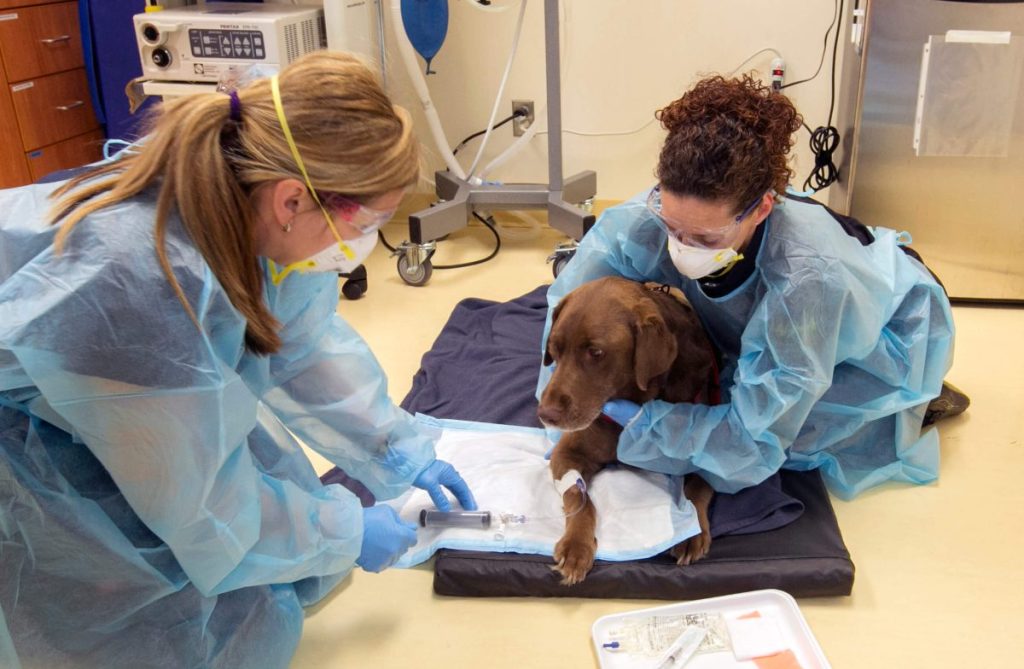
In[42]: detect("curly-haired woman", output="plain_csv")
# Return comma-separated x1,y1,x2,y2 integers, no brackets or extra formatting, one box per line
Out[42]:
536,74,964,500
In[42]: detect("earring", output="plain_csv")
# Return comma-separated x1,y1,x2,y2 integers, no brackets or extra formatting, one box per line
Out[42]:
283,222,292,233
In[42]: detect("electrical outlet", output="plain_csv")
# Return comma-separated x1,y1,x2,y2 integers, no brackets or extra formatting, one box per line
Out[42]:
770,58,785,92
512,99,534,137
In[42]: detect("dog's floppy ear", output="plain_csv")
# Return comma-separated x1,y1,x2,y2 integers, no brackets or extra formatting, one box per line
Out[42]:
543,295,570,366
632,301,678,391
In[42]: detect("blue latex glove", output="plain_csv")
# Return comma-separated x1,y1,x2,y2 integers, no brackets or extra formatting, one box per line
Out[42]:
412,459,477,512
356,505,418,573
602,399,642,427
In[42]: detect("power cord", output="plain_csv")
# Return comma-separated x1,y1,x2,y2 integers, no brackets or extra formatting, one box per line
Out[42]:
378,110,530,269
780,0,840,91
378,211,502,270
785,0,844,193
452,109,528,156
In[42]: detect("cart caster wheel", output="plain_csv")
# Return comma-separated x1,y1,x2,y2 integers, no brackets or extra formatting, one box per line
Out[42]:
339,265,368,300
342,277,367,299
552,251,575,278
397,255,433,286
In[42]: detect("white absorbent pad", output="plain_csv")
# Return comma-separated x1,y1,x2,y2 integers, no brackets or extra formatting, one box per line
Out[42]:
385,416,701,568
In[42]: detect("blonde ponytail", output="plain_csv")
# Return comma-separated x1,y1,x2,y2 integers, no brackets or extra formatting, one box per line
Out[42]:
49,51,419,355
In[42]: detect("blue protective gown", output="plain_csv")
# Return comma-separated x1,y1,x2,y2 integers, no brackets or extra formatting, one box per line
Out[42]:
538,191,955,500
0,180,437,667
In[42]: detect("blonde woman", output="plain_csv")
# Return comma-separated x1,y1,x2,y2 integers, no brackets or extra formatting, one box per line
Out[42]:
0,51,474,668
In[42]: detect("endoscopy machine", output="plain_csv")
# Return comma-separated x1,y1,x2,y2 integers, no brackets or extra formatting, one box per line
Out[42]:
133,2,328,94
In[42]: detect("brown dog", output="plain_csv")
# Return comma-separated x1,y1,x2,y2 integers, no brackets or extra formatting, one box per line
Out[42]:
538,276,718,585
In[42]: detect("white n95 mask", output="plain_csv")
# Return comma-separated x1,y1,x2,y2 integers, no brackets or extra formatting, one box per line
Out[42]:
269,230,378,285
667,236,742,279
296,229,378,274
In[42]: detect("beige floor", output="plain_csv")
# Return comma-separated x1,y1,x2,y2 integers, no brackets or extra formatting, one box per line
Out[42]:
291,217,1024,669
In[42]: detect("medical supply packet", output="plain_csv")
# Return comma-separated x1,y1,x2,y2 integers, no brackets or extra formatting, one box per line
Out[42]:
592,589,830,668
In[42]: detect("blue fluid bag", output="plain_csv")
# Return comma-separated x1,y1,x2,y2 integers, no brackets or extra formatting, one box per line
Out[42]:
401,0,449,74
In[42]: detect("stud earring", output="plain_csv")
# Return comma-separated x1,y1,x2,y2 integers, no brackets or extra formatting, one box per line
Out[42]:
283,222,292,233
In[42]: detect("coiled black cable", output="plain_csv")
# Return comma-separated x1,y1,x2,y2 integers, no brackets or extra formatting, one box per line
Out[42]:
783,0,844,194
802,122,840,192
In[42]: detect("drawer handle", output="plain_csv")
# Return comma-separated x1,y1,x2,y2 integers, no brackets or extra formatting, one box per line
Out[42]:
56,100,84,111
40,34,71,44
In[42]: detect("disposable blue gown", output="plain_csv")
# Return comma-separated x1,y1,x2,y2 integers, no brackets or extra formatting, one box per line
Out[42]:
0,180,437,667
538,192,955,500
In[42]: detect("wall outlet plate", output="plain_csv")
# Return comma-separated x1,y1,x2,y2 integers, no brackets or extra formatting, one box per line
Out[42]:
512,99,535,136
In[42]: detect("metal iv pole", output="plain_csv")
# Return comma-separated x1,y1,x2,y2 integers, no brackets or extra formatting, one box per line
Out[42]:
393,0,597,286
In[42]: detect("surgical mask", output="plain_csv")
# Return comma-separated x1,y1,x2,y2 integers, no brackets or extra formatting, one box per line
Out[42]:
667,236,743,280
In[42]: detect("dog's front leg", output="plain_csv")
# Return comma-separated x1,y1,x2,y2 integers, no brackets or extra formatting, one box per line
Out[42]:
670,473,714,565
548,433,603,586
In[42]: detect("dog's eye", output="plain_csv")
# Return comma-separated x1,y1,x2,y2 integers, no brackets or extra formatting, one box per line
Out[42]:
587,346,604,359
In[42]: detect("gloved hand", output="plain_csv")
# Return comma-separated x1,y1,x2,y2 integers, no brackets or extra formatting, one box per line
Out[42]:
413,459,477,512
602,399,642,427
356,505,418,573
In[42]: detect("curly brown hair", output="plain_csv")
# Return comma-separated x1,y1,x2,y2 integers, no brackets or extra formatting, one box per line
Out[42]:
655,74,802,214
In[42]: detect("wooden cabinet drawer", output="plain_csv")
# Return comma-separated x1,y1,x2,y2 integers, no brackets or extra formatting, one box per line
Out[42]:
0,1,55,10
0,2,83,82
26,128,103,182
0,49,30,187
10,68,98,151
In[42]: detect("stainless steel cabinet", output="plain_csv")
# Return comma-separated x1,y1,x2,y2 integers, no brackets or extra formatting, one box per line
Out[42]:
831,0,1024,303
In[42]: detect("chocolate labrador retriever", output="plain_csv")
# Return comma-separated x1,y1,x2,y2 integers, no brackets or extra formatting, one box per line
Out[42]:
538,276,718,586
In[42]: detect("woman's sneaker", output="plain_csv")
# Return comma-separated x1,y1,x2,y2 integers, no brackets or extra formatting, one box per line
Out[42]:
923,381,970,426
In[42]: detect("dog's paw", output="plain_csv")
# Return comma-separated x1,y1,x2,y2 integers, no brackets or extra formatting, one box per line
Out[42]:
670,530,711,566
552,535,597,586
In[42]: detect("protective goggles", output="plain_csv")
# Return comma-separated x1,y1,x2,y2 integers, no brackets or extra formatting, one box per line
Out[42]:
646,185,764,249
316,191,397,234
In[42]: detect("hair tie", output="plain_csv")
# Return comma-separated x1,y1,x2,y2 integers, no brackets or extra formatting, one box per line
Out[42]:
228,90,242,123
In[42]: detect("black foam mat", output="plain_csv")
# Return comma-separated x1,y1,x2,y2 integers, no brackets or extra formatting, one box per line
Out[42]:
433,469,853,599
324,284,856,598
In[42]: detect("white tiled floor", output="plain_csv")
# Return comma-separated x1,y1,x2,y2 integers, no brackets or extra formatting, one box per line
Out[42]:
292,217,1024,669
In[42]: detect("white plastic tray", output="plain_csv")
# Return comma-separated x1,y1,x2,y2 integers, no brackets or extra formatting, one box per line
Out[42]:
591,589,830,669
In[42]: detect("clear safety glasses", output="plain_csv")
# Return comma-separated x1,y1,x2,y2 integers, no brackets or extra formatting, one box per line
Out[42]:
646,185,763,249
316,191,398,235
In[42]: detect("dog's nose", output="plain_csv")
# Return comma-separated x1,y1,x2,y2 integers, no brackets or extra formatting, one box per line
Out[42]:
537,404,563,426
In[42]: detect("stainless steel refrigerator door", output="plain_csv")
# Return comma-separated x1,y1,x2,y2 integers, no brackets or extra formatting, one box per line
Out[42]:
849,0,1024,302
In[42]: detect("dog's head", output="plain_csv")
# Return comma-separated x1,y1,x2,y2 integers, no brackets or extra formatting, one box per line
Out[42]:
538,277,679,431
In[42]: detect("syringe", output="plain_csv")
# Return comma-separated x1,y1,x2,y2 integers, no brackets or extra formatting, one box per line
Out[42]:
418,509,493,529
